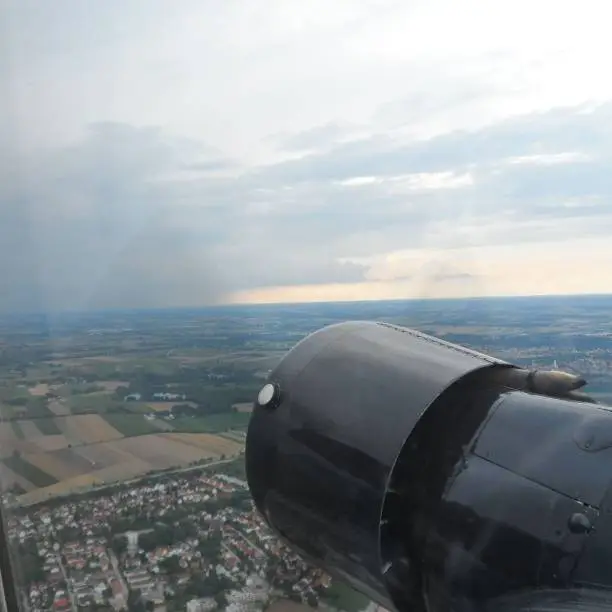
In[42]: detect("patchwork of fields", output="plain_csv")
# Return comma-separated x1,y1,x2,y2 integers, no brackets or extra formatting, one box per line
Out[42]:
0,380,248,504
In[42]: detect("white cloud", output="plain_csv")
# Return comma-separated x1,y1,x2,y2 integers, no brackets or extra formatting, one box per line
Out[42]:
504,152,592,166
2,0,612,310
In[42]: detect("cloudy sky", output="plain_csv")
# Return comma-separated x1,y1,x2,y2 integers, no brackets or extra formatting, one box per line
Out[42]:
2,0,612,311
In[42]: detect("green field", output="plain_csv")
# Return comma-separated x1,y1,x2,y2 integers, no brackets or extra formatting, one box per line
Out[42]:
35,418,62,435
101,411,250,436
172,412,251,433
0,403,16,420
24,399,57,420
0,385,31,402
3,455,58,488
102,413,163,437
124,402,153,414
10,421,24,439
68,393,121,413
321,581,371,612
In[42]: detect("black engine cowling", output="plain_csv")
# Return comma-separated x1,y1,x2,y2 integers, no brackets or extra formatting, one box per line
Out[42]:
245,321,612,612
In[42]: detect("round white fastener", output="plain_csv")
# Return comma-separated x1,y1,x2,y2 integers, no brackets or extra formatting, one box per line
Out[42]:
257,383,277,407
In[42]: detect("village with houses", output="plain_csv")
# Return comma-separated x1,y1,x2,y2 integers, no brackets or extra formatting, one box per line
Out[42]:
5,461,349,612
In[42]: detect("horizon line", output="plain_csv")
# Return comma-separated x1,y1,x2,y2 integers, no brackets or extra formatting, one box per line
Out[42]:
2,291,611,317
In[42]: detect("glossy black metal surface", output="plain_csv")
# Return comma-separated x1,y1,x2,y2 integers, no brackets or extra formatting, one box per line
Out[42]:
245,321,508,607
573,471,612,589
244,321,612,612
423,454,599,611
472,391,612,507
414,387,612,612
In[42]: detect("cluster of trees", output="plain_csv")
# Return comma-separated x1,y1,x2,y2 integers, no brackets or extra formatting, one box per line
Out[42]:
12,539,44,585
68,383,106,395
265,564,319,608
110,369,259,416
111,517,224,560
4,396,28,406
121,529,230,611
127,590,155,612
320,581,371,612
139,521,200,552
184,573,232,599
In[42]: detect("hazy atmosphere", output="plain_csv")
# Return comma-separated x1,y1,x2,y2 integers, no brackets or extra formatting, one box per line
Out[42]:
2,0,611,311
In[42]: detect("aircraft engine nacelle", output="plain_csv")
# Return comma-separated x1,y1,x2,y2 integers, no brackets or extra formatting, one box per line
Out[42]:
245,321,612,612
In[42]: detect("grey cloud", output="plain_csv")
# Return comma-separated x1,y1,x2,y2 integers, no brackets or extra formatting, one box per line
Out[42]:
3,101,612,311
259,102,612,185
0,123,231,312
238,103,612,258
225,255,368,290
0,121,370,312
480,160,612,202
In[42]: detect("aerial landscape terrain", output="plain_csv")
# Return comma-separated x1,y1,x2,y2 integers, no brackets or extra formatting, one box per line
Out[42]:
1,294,611,612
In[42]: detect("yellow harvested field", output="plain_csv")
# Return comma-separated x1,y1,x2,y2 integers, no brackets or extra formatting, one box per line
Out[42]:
73,442,136,468
11,431,246,504
28,383,49,396
232,402,253,413
72,433,239,472
0,465,36,492
48,399,71,416
19,474,102,504
163,433,242,456
18,420,43,438
112,435,210,469
32,434,71,452
0,439,45,459
88,458,152,483
24,452,85,481
17,458,154,505
56,414,124,445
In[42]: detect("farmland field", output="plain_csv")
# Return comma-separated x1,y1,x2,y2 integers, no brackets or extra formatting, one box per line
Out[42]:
28,383,49,396
162,432,242,456
102,413,162,436
24,450,92,480
47,399,71,416
3,455,58,488
17,421,44,438
10,421,25,439
72,441,137,468
0,464,36,492
114,435,205,468
34,417,63,435
146,401,198,412
94,380,128,392
0,307,296,503
172,412,251,432
31,434,71,452
56,414,124,444
67,393,120,413
221,430,247,443
5,430,243,504
0,422,18,444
